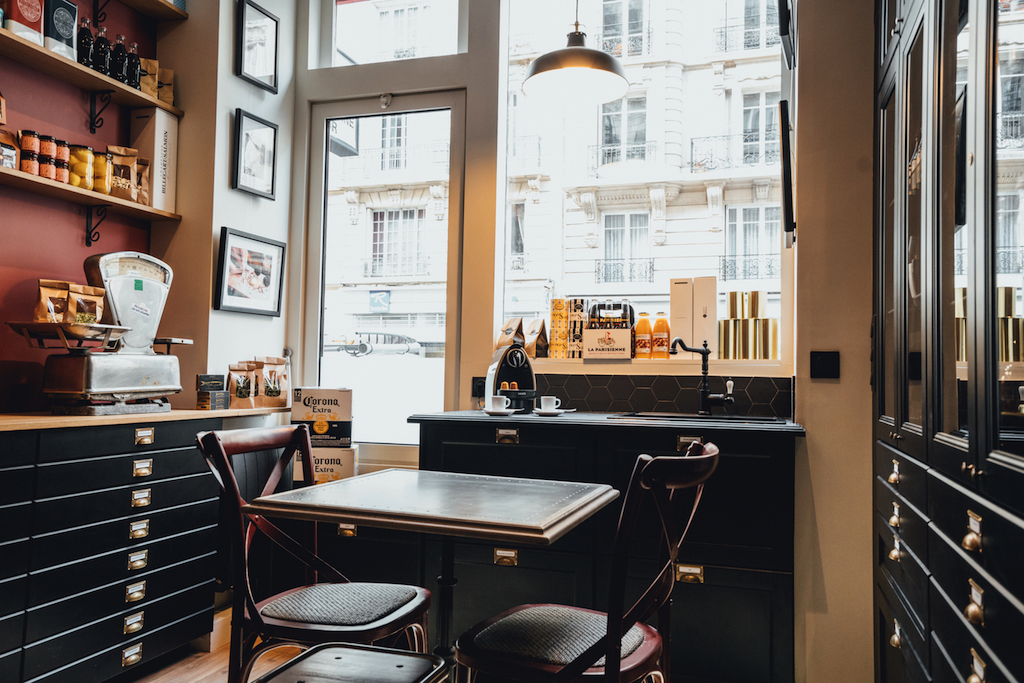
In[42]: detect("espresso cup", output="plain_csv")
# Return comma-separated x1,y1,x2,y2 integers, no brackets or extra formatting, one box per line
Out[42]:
538,395,561,412
487,395,512,411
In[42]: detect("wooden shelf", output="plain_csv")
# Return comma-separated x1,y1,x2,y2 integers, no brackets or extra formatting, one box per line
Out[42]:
0,28,184,118
0,165,180,222
119,0,189,21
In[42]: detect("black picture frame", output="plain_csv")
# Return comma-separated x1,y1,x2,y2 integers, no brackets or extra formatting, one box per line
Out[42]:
236,0,279,93
779,99,797,246
232,108,278,200
215,227,287,317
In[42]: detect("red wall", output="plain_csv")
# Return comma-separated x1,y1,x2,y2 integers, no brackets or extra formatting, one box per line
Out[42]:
0,2,162,412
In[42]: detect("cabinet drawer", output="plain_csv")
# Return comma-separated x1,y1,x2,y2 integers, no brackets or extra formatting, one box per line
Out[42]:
875,442,928,513
38,419,219,462
0,430,36,467
36,446,208,498
0,575,27,616
0,610,24,654
29,525,217,607
875,583,929,683
0,502,31,543
875,475,929,555
928,526,1024,677
23,580,213,680
26,551,214,644
0,648,21,683
930,579,1016,683
31,499,218,570
875,512,929,632
930,632,964,683
33,473,218,534
0,538,29,581
927,470,1024,600
31,608,212,683
878,558,928,668
0,465,34,507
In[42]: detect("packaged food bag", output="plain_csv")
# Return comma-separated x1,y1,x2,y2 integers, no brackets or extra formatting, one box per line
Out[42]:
43,0,77,61
65,284,105,324
136,158,150,206
524,318,548,358
34,279,70,322
157,68,174,105
228,362,256,409
255,356,288,408
107,145,138,202
140,58,160,99
3,0,44,46
495,317,524,349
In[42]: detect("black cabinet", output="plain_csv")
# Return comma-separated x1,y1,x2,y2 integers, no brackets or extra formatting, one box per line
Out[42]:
411,411,802,683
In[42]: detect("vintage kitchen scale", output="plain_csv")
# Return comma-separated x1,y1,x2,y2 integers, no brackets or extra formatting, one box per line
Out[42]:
8,252,191,415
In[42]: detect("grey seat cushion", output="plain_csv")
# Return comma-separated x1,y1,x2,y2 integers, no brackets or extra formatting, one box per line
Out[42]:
473,605,646,668
260,582,418,626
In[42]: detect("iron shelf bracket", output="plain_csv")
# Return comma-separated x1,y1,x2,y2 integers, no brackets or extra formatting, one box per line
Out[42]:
93,0,111,25
90,91,115,134
86,206,109,247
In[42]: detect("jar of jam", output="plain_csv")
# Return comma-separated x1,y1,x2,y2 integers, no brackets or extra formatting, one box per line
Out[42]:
20,130,39,154
69,145,94,190
38,155,56,180
20,150,39,175
54,159,69,183
55,140,70,163
94,152,112,194
39,135,56,158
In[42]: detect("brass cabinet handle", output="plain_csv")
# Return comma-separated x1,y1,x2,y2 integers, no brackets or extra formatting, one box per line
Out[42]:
967,676,982,683
131,488,152,508
889,632,900,648
123,611,145,634
887,471,900,484
129,519,150,540
133,459,153,478
961,531,982,552
125,580,146,603
675,563,705,584
888,514,900,529
888,547,901,562
135,427,154,446
494,548,518,566
127,549,148,571
964,602,984,626
122,644,143,667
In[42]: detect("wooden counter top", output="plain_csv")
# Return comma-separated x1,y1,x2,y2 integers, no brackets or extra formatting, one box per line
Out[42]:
0,407,289,432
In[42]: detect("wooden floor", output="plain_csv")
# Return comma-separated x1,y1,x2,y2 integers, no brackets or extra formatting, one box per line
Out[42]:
114,643,303,683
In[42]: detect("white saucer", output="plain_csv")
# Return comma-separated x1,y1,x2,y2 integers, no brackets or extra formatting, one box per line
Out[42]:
483,408,517,416
533,408,565,417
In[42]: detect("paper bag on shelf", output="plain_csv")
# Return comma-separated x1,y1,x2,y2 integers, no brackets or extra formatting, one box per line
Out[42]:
0,90,6,125
495,318,524,349
524,318,548,358
140,59,160,99
65,284,105,324
228,363,256,409
157,68,175,106
34,279,71,323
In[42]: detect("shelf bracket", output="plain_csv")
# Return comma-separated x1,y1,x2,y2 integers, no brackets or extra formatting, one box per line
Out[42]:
93,0,111,25
89,91,114,134
86,206,108,247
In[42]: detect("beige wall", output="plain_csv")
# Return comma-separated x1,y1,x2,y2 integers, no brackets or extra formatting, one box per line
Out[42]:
792,0,876,680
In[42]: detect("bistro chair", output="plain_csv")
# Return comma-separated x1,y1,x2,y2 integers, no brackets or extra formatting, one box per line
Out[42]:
197,425,431,683
453,441,720,683
251,642,448,683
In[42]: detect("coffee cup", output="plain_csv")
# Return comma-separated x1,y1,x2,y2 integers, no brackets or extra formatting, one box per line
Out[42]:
487,395,512,412
538,396,561,412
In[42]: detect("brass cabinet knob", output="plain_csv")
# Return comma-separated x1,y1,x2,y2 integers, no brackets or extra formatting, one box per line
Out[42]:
967,675,982,683
887,471,900,485
888,514,900,529
961,531,982,553
888,547,901,562
889,632,900,649
964,602,984,626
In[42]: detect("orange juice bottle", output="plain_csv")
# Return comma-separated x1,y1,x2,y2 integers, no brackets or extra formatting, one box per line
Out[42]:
634,313,652,359
652,312,670,359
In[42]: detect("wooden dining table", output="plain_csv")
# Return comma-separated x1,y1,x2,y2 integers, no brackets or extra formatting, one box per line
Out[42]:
242,468,620,658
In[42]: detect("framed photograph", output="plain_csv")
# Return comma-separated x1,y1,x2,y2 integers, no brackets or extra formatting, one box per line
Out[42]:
215,227,286,317
236,0,279,93
233,108,278,200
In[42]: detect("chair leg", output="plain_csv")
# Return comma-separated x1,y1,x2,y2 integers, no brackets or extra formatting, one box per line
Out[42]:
226,625,251,683
238,640,308,683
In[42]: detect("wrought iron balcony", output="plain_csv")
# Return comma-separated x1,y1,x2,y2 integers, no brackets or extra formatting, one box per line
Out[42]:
720,254,781,281
996,246,1024,274
690,133,780,172
589,140,657,176
363,257,431,278
592,22,652,57
595,258,654,284
997,113,1024,149
713,23,781,52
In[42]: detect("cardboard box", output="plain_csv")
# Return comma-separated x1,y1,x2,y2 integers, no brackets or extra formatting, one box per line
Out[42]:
693,276,718,359
582,328,632,359
130,108,178,212
196,391,231,410
669,278,695,360
291,387,352,449
298,448,356,484
196,374,225,391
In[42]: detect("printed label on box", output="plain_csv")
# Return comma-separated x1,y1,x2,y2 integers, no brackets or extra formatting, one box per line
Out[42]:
582,328,632,359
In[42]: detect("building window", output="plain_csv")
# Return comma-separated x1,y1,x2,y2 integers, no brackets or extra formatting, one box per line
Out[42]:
998,53,1024,147
601,0,645,57
380,114,407,170
334,0,457,67
368,208,426,277
723,205,781,281
600,96,647,165
378,5,428,60
598,212,652,283
996,194,1022,274
744,0,780,49
743,91,781,165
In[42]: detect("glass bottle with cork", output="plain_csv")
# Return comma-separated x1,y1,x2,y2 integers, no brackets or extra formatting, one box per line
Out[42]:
77,18,93,69
110,34,128,83
92,26,111,76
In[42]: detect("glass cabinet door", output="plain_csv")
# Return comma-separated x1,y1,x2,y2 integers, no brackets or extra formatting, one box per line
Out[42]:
878,81,900,434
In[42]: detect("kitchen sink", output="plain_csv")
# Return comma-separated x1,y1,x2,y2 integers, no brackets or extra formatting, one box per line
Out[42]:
609,412,784,422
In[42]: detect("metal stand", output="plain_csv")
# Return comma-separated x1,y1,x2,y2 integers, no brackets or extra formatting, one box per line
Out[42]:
89,91,114,133
93,0,110,25
86,206,108,247
434,536,458,660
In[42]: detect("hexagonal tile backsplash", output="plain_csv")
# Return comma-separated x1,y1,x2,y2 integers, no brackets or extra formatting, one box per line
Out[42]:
534,374,793,418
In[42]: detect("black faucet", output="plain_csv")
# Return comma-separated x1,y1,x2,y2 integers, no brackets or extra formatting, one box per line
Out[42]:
670,337,735,415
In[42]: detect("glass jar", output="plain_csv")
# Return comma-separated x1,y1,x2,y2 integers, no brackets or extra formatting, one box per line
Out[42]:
54,159,69,183
38,155,56,180
20,150,39,175
93,152,112,194
39,135,56,158
55,140,69,163
19,130,39,154
69,145,94,190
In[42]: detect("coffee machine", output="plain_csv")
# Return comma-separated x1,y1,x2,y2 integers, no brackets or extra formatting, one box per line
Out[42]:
484,342,536,413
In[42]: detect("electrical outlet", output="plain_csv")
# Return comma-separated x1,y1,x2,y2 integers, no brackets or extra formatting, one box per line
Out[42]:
471,377,486,398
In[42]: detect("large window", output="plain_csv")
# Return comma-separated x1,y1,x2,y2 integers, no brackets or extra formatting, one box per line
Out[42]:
600,212,652,283
334,0,458,67
600,0,646,57
724,205,781,282
743,91,781,165
369,208,426,277
600,96,648,166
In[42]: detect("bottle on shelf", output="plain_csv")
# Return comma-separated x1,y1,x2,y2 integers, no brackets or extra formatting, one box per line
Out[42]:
652,312,670,359
634,312,652,359
126,42,142,89
92,26,110,77
110,34,128,83
77,18,93,69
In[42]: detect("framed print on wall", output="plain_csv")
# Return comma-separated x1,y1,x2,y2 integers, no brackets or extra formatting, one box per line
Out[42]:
233,108,278,200
236,0,279,93
215,227,287,316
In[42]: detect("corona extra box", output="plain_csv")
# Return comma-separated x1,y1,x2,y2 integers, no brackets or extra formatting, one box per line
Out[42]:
291,387,353,482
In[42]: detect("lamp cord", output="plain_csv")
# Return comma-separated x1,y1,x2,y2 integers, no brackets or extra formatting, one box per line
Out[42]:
574,0,580,32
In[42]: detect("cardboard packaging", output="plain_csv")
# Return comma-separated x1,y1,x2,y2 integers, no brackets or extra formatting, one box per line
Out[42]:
693,276,718,359
291,387,352,449
196,374,225,391
302,448,356,484
196,390,231,410
582,328,632,359
43,0,77,61
130,108,177,212
669,278,695,360
0,90,6,125
4,0,44,46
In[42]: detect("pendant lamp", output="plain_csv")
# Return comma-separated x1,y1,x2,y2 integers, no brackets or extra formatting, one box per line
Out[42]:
522,2,629,106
